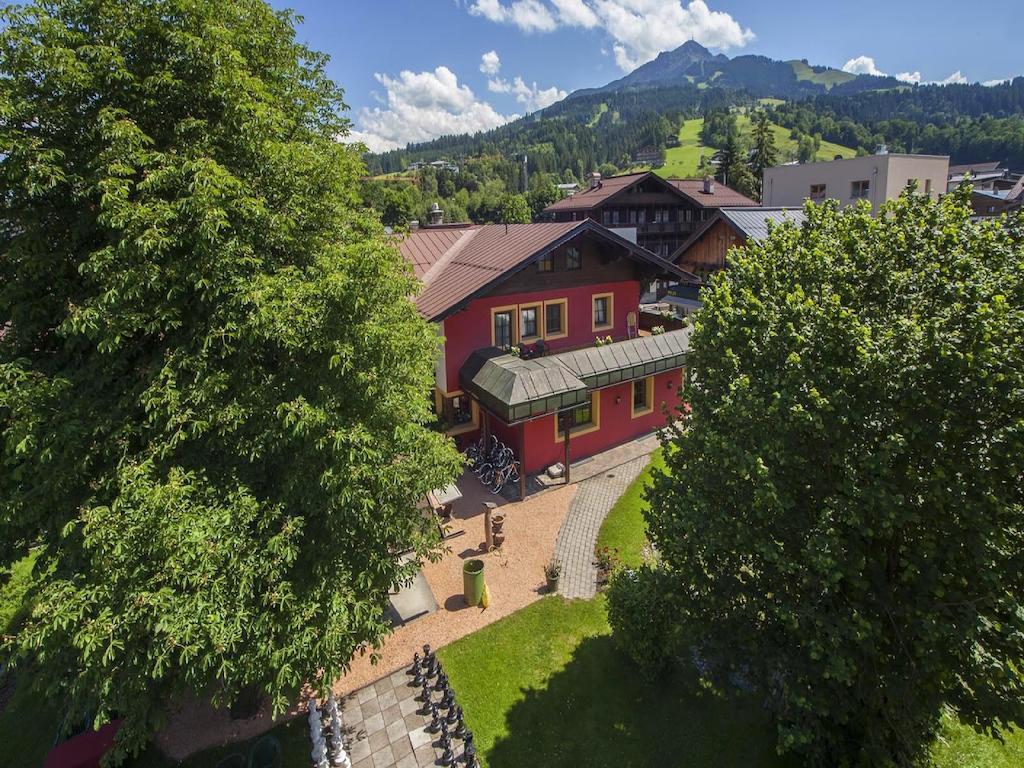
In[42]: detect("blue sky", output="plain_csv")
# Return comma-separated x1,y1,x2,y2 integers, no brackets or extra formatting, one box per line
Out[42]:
267,0,1023,151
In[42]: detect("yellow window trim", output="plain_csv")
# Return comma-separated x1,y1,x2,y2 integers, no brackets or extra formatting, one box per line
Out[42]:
554,393,601,443
592,292,614,332
518,302,543,342
436,388,480,436
542,298,568,340
490,304,519,347
630,376,655,418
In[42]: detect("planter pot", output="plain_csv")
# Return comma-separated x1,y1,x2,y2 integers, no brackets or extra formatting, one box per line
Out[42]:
492,533,506,548
463,559,485,606
491,514,505,533
545,576,559,593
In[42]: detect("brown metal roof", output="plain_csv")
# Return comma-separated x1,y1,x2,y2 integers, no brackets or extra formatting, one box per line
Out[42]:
398,228,472,279
667,179,759,208
399,221,697,322
948,161,1002,175
543,172,650,212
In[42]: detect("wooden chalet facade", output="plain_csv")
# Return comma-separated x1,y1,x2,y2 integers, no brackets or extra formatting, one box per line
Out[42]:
670,207,807,280
543,171,757,259
399,220,699,480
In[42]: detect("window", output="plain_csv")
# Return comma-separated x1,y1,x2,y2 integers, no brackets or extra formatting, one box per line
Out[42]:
636,208,646,224
602,210,612,225
809,183,826,200
519,304,540,340
565,247,581,270
924,179,932,195
631,377,654,418
592,293,613,331
536,253,554,273
544,299,567,340
491,307,515,349
851,179,870,199
555,393,601,441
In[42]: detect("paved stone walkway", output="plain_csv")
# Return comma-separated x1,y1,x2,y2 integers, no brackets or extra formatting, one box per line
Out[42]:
339,664,473,768
553,454,651,599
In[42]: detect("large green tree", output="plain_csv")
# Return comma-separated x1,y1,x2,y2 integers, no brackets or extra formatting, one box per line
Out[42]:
646,191,1024,765
0,0,460,758
749,110,778,200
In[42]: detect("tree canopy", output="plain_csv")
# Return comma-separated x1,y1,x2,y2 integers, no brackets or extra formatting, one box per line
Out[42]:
645,190,1024,766
0,0,460,758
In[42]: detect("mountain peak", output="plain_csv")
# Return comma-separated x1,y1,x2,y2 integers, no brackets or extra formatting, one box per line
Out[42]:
674,40,712,58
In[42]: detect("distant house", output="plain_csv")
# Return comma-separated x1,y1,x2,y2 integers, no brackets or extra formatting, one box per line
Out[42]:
555,182,579,199
397,220,697,484
763,152,949,214
670,207,807,281
947,161,1007,192
543,171,756,259
970,183,1024,218
632,145,664,166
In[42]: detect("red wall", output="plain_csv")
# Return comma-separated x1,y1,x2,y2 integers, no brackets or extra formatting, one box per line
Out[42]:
440,280,640,389
517,368,684,475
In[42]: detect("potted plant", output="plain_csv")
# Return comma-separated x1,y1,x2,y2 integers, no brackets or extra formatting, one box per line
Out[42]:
544,559,561,593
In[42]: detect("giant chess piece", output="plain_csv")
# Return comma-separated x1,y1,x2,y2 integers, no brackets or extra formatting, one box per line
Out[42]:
426,702,442,733
463,734,478,768
441,687,456,711
439,729,456,766
454,710,468,740
307,697,322,738
408,652,421,675
425,655,439,680
433,669,448,692
419,677,432,702
446,703,461,726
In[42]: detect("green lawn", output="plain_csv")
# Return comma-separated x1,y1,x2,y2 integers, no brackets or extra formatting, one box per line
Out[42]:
788,60,856,89
595,449,663,568
438,595,795,768
652,116,856,180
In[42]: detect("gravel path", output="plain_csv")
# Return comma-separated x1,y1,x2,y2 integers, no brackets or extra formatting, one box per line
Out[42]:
554,455,650,599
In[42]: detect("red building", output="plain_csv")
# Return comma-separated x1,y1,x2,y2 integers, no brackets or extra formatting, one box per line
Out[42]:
399,220,698,486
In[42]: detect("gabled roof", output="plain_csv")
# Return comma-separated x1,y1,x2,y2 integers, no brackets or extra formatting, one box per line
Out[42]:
670,207,806,263
460,328,692,423
543,172,652,212
399,220,698,321
667,179,759,208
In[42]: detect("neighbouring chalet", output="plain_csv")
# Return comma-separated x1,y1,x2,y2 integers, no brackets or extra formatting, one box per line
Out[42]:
670,206,807,279
543,171,757,258
399,220,699,486
661,207,806,314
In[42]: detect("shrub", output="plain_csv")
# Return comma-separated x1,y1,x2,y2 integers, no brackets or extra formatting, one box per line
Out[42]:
606,565,678,681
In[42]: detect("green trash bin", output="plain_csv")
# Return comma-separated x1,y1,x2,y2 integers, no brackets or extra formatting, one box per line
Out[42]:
463,559,485,606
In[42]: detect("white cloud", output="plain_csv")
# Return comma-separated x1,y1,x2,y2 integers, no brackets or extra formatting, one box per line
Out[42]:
488,75,568,111
468,0,558,32
467,1,754,72
936,70,967,85
346,66,517,152
895,71,922,85
551,0,599,27
480,50,501,75
843,55,971,86
842,55,885,77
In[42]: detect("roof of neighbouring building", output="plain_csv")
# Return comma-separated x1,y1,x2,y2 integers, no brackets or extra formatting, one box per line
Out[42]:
459,328,692,423
543,172,651,212
397,220,697,321
949,161,1003,176
670,206,807,263
667,179,759,208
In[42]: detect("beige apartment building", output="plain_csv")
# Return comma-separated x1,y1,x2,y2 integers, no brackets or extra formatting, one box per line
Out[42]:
762,152,950,213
